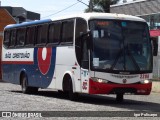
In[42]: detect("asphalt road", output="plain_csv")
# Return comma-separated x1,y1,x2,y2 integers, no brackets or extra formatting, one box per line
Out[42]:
0,82,160,120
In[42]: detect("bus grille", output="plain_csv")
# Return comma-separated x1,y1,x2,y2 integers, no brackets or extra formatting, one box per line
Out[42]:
110,88,137,94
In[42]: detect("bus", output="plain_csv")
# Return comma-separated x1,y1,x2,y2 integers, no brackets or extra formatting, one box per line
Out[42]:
2,13,153,102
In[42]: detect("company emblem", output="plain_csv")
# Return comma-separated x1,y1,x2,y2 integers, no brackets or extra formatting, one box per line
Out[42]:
37,47,52,75
123,79,127,84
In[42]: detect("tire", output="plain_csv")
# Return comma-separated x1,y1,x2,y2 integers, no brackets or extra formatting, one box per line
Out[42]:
21,74,29,94
69,79,78,101
58,90,65,95
21,74,38,94
116,93,124,103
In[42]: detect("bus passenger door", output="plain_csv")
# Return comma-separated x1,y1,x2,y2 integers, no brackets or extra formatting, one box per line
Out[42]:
81,68,89,93
75,18,88,93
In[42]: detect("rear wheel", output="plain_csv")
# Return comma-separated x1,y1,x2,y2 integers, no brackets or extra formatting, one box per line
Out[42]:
21,74,38,94
21,74,29,93
116,93,124,103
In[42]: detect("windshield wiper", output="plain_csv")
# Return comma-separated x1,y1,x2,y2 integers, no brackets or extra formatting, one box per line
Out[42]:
109,44,141,71
126,44,140,71
109,48,124,70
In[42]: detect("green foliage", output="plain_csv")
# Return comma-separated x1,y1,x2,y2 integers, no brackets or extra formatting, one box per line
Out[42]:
85,0,120,13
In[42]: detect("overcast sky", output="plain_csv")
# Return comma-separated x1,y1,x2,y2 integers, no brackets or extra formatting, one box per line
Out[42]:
0,0,134,19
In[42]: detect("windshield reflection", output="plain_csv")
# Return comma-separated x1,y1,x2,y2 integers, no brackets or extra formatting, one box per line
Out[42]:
90,20,152,72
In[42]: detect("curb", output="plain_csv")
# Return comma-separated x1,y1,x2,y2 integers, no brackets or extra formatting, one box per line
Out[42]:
152,81,160,93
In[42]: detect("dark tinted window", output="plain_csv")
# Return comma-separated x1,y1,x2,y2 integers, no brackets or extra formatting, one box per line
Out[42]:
48,23,54,43
62,20,74,43
37,24,48,45
26,26,35,46
48,22,61,44
10,29,16,47
16,28,26,46
4,30,10,47
75,18,87,66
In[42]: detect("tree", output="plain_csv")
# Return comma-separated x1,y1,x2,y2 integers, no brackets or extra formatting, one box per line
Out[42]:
85,0,120,13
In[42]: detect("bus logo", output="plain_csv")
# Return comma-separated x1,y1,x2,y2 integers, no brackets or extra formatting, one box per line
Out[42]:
123,79,127,84
37,47,52,75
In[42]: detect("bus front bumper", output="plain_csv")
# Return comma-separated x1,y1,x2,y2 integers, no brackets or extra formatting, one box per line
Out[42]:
89,79,152,95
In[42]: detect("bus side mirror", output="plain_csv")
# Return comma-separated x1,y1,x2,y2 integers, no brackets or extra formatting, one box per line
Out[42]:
80,31,91,49
80,31,90,69
81,60,89,69
152,37,158,56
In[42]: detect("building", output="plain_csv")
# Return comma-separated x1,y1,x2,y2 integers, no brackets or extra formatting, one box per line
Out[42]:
1,6,40,23
0,6,40,80
111,0,160,34
0,8,16,79
111,0,160,79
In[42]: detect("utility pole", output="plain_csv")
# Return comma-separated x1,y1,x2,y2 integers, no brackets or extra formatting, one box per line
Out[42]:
77,0,93,12
89,0,93,12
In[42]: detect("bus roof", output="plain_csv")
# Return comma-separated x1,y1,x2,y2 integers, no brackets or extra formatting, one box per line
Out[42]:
5,13,145,29
5,19,51,29
51,13,145,22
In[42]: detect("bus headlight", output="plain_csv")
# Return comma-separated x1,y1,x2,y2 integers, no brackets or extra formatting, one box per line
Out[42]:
140,79,151,84
98,78,103,83
91,77,108,83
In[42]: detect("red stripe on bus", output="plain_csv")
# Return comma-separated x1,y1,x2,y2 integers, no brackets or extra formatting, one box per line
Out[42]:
89,78,152,95
1,61,34,64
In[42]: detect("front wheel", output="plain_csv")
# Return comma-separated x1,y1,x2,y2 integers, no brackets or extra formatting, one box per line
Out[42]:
116,93,124,103
69,79,78,101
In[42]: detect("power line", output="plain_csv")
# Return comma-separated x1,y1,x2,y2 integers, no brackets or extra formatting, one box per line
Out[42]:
90,0,102,12
77,0,89,7
42,2,79,19
94,0,102,8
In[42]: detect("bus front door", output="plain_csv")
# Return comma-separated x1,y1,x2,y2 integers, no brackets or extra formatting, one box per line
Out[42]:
81,68,89,93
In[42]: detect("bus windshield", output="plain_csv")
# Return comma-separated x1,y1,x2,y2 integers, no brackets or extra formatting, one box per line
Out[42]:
90,20,152,73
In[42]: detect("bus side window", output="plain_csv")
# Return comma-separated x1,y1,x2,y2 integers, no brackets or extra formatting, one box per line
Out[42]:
36,24,48,45
61,20,74,44
48,23,54,44
16,28,26,47
9,29,16,47
26,26,35,47
48,22,60,45
4,30,10,48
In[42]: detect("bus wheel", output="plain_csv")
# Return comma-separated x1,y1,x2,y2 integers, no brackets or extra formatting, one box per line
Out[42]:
21,74,30,94
116,93,124,103
69,79,78,101
21,74,38,94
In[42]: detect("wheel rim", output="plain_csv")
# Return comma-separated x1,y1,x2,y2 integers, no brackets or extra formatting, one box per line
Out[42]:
22,77,26,92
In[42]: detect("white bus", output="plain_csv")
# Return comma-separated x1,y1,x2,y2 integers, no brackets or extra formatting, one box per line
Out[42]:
2,13,153,102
